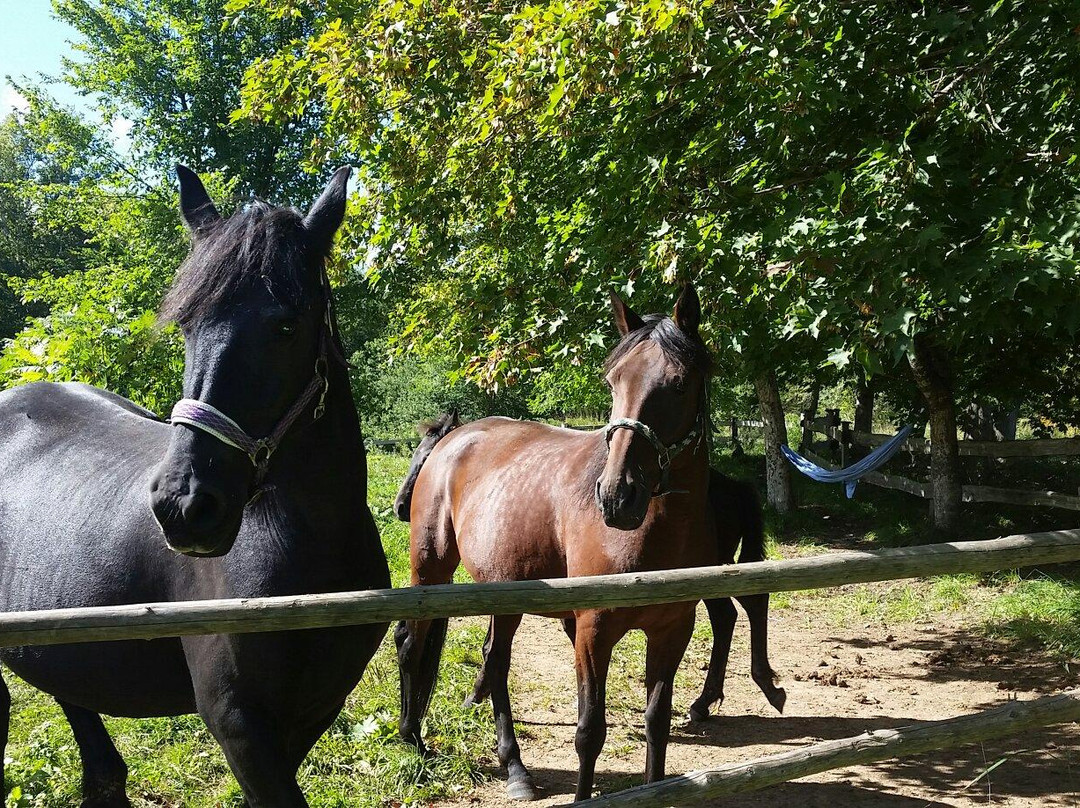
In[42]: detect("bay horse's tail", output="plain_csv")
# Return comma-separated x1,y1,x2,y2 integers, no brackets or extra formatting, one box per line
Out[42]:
731,478,765,563
706,470,766,563
393,410,462,522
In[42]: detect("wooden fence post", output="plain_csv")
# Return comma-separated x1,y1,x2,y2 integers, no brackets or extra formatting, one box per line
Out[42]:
800,407,815,452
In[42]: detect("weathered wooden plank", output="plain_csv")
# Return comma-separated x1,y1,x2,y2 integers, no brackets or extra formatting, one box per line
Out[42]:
579,690,1080,806
853,433,1080,458
963,485,1080,512
958,437,1080,458
0,530,1077,648
862,469,933,499
853,431,931,454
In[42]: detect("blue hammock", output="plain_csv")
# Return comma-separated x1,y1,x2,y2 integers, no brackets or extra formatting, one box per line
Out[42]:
781,425,915,499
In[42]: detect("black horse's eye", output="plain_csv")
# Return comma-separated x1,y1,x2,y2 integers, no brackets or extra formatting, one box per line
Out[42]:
273,317,300,337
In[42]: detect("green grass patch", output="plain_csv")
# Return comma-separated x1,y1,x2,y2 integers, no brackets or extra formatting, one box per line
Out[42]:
984,574,1080,660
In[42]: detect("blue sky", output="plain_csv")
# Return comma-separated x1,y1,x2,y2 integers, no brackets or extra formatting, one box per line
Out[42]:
0,0,91,116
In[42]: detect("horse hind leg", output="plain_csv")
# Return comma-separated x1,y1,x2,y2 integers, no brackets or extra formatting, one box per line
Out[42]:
56,700,130,808
736,592,787,713
396,616,449,753
463,617,495,709
690,597,737,722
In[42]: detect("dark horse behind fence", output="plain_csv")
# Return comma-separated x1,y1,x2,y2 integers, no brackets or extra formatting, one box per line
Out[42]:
394,285,778,802
0,166,389,807
395,422,785,724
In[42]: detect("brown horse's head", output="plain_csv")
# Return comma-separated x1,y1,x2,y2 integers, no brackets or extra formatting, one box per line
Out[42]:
596,283,712,529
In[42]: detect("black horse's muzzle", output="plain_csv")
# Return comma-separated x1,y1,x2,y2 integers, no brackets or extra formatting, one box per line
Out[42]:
149,430,249,557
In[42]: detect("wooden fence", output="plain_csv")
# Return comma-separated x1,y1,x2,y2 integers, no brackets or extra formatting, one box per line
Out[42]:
1,529,1080,805
802,409,1080,512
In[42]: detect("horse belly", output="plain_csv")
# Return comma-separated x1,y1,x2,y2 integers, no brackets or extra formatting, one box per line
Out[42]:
1,639,196,717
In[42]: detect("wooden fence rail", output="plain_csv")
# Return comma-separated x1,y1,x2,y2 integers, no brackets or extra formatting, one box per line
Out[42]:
0,530,1077,649
853,432,1080,458
580,689,1080,806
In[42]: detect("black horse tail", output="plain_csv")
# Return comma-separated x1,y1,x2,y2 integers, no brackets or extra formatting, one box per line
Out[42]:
733,478,766,563
393,410,463,522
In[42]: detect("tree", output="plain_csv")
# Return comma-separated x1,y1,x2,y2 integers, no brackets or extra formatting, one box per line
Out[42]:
0,88,115,338
54,0,322,199
239,1,1080,527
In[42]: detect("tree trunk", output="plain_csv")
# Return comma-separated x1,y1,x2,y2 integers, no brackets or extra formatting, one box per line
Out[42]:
803,379,821,418
909,335,961,534
755,370,794,514
854,377,875,434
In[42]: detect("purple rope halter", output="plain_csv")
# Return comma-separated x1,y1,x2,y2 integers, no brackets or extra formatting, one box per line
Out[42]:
168,295,334,495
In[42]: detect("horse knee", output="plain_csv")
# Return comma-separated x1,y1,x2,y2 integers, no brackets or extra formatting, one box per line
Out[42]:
644,684,671,746
575,709,606,761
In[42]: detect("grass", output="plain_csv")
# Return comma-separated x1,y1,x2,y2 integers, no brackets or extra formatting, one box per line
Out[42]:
3,450,1080,806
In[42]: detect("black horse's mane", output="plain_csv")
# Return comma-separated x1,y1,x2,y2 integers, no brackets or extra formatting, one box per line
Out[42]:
160,201,319,328
605,314,713,376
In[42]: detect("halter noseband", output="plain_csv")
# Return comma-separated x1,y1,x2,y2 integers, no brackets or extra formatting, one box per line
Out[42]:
167,281,336,500
602,388,709,498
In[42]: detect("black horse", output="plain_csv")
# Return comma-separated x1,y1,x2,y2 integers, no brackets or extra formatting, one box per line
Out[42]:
0,166,390,807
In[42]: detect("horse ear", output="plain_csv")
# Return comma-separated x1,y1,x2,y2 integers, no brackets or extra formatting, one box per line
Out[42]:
176,164,220,232
304,165,351,254
673,282,701,336
610,292,644,336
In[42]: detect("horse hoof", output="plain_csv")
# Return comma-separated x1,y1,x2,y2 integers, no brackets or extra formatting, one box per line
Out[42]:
507,776,539,801
766,687,787,714
688,703,712,723
462,692,488,710
80,796,131,808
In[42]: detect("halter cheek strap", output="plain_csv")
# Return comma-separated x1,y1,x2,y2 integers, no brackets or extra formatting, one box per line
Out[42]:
169,356,329,486
603,400,708,497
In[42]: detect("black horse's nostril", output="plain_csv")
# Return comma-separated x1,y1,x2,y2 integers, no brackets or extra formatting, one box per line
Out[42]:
619,483,638,512
180,485,228,532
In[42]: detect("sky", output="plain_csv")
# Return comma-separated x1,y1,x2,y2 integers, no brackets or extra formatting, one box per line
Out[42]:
0,0,90,115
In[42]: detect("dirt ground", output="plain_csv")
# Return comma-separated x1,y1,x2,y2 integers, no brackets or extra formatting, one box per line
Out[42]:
447,580,1080,808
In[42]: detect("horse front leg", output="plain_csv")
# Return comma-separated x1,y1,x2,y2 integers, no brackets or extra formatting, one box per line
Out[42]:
485,614,537,801
463,617,495,709
573,612,618,802
690,597,737,722
643,611,694,784
735,592,786,712
57,700,130,807
198,695,308,808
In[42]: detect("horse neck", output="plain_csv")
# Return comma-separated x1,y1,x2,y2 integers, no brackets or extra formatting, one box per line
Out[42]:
666,442,711,503
274,357,367,495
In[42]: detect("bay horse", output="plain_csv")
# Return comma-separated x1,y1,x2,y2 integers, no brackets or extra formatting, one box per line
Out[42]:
0,166,389,807
395,424,785,724
396,285,723,801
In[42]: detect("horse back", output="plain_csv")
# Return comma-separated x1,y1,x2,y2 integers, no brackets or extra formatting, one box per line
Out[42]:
408,418,602,585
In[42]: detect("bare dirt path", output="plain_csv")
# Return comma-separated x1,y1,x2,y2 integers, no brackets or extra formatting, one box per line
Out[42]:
448,580,1080,807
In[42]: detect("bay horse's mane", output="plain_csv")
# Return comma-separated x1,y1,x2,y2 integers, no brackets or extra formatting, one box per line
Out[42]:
604,313,714,377
160,201,321,328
